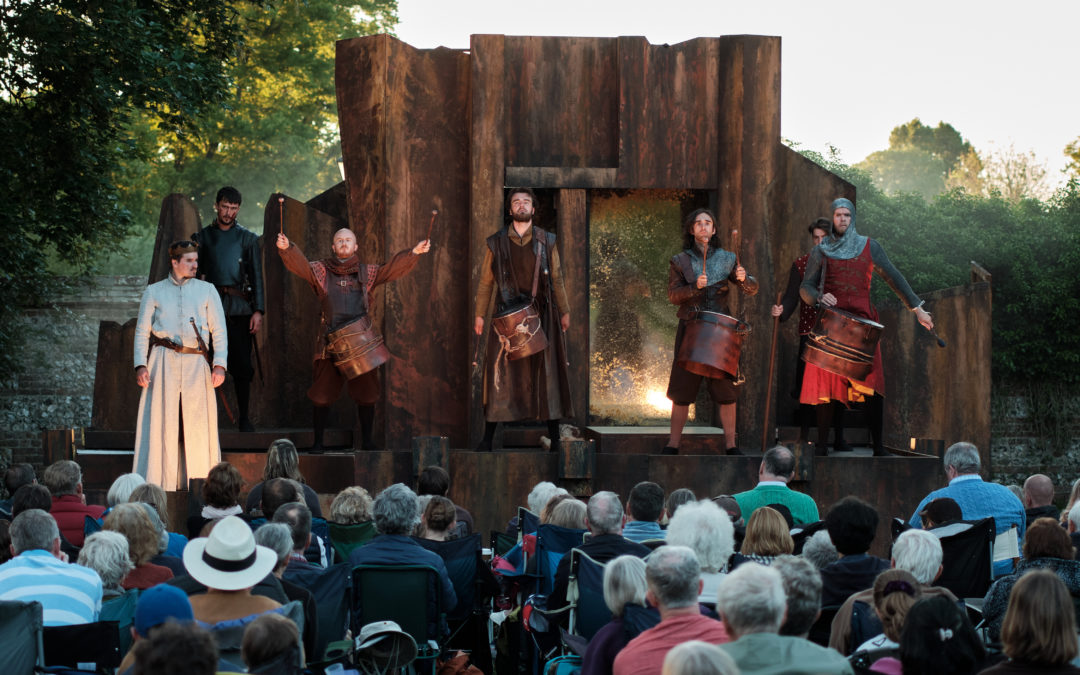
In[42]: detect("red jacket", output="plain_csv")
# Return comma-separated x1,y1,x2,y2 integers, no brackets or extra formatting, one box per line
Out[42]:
50,495,105,547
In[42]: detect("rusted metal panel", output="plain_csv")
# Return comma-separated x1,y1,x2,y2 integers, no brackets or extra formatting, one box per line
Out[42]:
557,189,588,428
148,194,202,284
91,320,141,431
558,439,596,480
412,436,449,475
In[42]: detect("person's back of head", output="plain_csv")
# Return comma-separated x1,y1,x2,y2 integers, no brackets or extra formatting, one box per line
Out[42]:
527,481,559,515
892,528,943,584
42,460,81,497
715,562,786,638
129,482,171,528
272,501,312,553
661,640,739,675
373,483,420,535
242,612,301,673
920,497,963,529
4,463,35,498
421,495,457,535
585,491,624,535
107,473,146,508
1023,517,1075,560
9,508,59,555
771,555,822,638
645,545,701,611
942,442,981,476
899,595,984,675
417,466,451,496
824,496,878,555
711,495,743,527
262,477,303,521
264,439,303,483
603,555,648,617
329,486,373,524
629,481,665,523
78,530,134,589
254,522,293,574
742,506,794,557
872,569,922,643
133,620,217,675
12,483,51,517
1023,473,1054,508
761,445,795,480
1001,569,1078,667
548,498,586,530
665,488,697,519
202,461,244,509
666,499,734,574
801,529,838,569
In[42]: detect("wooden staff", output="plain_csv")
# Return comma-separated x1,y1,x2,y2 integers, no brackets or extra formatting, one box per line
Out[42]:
278,196,285,235
731,228,741,268
761,291,782,454
470,332,483,370
426,209,439,242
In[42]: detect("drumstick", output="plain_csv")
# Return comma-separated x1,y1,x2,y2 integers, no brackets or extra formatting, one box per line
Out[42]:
426,208,438,242
761,292,782,454
702,241,708,285
470,331,483,368
928,326,947,348
731,229,740,268
278,196,285,235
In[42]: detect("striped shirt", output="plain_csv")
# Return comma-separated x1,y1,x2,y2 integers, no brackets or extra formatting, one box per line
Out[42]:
0,550,103,626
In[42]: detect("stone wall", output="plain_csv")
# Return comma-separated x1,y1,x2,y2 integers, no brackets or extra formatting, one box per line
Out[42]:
990,388,1080,500
0,276,143,490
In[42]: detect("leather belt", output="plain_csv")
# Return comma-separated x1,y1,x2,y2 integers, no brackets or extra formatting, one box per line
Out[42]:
149,334,203,355
215,285,246,298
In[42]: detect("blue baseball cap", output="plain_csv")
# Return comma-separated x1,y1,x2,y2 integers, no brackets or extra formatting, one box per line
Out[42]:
134,584,194,637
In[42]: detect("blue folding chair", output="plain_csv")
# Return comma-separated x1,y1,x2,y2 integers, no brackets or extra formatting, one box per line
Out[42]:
567,550,610,640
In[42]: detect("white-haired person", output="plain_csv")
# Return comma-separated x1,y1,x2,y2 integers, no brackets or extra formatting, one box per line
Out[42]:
771,555,823,639
665,499,735,603
718,562,852,675
582,555,655,675
661,641,739,675
78,530,135,601
105,473,146,516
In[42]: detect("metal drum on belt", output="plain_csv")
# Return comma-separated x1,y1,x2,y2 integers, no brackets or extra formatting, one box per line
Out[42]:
492,301,547,361
675,311,750,379
326,315,390,379
801,306,884,381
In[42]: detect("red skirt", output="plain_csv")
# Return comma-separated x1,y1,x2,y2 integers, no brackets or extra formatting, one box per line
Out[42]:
799,343,884,404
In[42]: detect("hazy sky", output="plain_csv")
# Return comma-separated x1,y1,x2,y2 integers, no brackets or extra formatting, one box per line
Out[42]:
395,0,1078,185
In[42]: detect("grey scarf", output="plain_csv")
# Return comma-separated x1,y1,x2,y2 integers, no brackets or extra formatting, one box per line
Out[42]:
818,198,868,260
687,243,736,283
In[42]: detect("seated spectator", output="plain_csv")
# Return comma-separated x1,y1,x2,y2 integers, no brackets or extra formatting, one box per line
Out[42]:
43,459,105,546
418,465,474,536
1061,477,1080,527
582,555,655,675
661,640,739,675
104,502,174,589
505,481,562,534
982,517,1080,642
612,546,729,675
242,612,302,675
187,462,245,538
182,515,282,625
541,492,574,524
329,486,373,524
253,523,318,659
734,446,820,526
348,483,457,614
131,619,220,675
1022,473,1059,526
419,495,458,541
907,442,1025,577
664,488,697,522
733,506,793,567
78,530,135,600
1,462,35,518
548,498,587,530
245,439,323,518
802,530,838,570
820,496,888,607
117,583,231,675
549,491,650,613
898,596,985,675
106,473,146,515
717,562,851,675
850,569,921,674
981,569,1080,674
1066,505,1080,559
0,509,103,625
0,519,10,563
772,555,822,638
666,500,735,603
623,481,667,543
829,528,954,655
129,482,188,557
130,500,185,576
261,477,304,522
273,502,319,574
919,497,965,533
712,495,745,550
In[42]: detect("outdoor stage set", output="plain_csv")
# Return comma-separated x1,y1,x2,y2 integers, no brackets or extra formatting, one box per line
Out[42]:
51,33,991,554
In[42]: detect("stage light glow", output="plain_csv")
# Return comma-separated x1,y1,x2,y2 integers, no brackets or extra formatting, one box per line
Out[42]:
645,389,671,414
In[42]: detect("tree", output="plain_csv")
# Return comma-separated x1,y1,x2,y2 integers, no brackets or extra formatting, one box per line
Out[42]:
109,0,398,269
1066,137,1080,178
980,143,1052,202
0,0,253,378
888,118,973,171
857,118,980,200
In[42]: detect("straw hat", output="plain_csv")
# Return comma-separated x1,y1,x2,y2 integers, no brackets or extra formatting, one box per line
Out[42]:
182,515,277,591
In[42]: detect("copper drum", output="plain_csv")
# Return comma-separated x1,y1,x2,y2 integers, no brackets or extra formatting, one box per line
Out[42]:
492,301,548,360
325,315,390,379
675,312,749,379
801,306,884,381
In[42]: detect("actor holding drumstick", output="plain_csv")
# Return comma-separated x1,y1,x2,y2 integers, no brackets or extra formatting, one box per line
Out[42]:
799,198,933,456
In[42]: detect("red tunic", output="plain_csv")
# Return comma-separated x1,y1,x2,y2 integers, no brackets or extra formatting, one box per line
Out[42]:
800,241,885,403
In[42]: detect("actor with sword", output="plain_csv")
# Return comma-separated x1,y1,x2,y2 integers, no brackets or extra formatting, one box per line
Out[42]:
133,240,227,490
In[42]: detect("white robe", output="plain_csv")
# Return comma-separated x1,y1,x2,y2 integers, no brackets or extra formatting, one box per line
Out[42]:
132,274,228,490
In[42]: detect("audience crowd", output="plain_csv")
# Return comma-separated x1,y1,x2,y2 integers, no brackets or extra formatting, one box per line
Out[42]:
1,440,1079,675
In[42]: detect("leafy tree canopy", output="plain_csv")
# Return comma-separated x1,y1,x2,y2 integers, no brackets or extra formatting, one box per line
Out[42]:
888,118,973,170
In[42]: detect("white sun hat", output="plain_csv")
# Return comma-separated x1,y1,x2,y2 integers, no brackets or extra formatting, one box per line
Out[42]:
182,515,277,591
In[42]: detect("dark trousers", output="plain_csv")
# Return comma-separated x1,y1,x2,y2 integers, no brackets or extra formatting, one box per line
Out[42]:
307,358,380,406
225,315,254,382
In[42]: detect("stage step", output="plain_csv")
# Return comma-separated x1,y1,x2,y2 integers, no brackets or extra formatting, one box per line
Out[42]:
78,428,354,452
586,426,729,454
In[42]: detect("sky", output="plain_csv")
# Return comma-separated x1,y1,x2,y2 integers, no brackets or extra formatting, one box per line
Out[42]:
394,0,1079,185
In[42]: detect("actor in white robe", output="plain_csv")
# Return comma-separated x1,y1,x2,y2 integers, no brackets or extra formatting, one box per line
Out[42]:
133,241,228,490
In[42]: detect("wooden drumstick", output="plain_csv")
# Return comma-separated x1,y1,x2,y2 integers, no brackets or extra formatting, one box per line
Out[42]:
731,228,741,268
761,291,783,454
929,325,947,348
702,241,708,285
278,196,285,235
470,331,483,368
426,208,438,242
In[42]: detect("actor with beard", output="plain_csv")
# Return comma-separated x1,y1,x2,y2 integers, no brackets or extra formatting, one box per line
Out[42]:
276,229,430,453
473,188,572,452
133,240,227,490
799,198,933,456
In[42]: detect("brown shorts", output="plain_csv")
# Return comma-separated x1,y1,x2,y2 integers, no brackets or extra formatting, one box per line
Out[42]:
308,358,380,407
665,321,738,405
